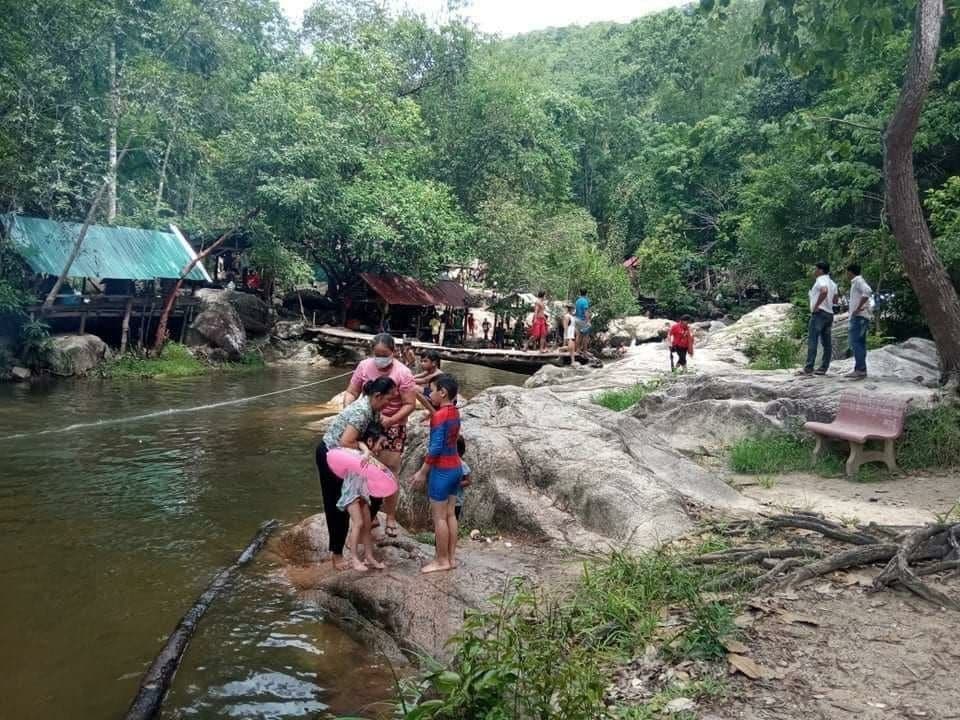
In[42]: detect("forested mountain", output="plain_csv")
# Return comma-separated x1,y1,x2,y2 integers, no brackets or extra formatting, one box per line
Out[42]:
2,0,960,336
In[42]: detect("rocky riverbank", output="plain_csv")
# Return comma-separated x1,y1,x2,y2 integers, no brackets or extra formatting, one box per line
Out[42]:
2,289,338,381
274,304,947,667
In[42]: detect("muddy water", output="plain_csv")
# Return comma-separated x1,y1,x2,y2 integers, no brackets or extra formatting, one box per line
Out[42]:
0,361,523,720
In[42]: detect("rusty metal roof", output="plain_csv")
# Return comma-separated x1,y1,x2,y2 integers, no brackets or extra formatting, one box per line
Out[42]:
2,214,212,282
432,279,469,307
360,272,468,307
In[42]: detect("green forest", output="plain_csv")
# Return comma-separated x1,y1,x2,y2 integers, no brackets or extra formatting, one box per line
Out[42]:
3,0,960,349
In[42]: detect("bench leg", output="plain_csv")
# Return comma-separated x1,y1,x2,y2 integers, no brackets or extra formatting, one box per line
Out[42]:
812,435,825,460
882,439,900,474
845,441,864,478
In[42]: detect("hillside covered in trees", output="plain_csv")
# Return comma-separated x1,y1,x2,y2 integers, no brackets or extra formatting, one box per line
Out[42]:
3,0,960,338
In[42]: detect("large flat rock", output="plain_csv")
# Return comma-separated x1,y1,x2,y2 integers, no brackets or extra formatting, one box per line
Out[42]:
273,516,568,662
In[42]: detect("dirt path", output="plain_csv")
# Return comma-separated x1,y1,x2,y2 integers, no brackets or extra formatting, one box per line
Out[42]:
710,576,960,720
732,470,960,525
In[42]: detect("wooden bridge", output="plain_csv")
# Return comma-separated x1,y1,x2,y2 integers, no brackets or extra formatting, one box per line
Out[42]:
306,326,593,373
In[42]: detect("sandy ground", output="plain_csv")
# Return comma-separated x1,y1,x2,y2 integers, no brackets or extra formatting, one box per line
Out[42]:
732,470,960,525
706,568,960,720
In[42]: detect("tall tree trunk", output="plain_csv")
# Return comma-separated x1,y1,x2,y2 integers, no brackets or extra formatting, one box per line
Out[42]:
107,33,119,223
884,0,960,385
152,209,259,352
41,141,132,311
155,134,174,215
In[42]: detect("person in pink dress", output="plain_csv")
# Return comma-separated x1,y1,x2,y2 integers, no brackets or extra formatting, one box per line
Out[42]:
342,333,417,537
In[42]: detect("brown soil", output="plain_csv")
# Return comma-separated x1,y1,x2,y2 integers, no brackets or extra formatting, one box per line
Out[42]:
733,470,960,526
709,574,960,720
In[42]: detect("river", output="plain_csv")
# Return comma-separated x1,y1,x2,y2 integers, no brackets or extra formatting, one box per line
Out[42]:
0,361,525,720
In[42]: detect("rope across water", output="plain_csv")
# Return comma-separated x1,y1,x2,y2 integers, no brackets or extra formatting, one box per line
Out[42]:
0,370,354,442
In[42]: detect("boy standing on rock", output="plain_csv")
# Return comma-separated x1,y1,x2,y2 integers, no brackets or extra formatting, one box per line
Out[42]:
412,374,462,573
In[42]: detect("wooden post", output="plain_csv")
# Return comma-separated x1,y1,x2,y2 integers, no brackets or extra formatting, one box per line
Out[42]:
78,311,86,335
120,297,134,354
178,304,189,343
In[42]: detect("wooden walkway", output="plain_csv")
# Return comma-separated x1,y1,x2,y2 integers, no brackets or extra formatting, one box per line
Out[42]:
306,326,589,373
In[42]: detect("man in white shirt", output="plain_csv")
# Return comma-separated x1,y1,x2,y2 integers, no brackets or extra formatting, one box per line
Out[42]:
799,261,838,376
846,262,873,379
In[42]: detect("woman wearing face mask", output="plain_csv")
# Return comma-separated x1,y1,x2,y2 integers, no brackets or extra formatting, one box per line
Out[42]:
342,333,417,537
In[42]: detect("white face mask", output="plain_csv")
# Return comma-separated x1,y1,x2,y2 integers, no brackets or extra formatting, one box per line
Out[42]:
373,356,393,369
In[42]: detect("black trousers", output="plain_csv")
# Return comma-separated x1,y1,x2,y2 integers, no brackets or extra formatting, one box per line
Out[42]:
315,444,383,555
672,347,688,367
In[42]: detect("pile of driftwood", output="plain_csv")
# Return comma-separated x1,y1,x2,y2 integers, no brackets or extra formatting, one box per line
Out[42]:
693,512,960,610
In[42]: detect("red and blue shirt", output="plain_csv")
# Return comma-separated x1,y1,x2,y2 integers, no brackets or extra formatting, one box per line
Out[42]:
426,404,461,469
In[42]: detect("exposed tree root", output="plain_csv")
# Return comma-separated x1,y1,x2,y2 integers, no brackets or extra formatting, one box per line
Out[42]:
693,513,960,610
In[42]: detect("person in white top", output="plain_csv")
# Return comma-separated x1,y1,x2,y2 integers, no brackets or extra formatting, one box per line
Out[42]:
562,303,577,366
846,262,873,379
800,261,839,376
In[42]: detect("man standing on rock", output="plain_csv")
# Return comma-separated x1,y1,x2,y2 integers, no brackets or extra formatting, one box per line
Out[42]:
799,261,839,376
846,262,873,380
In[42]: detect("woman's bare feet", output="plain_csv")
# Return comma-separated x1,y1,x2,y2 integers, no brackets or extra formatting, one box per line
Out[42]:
421,560,452,574
331,555,350,571
365,556,386,570
349,556,369,572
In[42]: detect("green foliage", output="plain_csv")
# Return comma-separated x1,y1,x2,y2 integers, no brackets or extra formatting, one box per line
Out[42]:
594,379,662,412
386,551,743,719
897,406,960,470
729,433,814,474
101,342,262,379
246,235,314,295
17,319,51,370
743,332,802,370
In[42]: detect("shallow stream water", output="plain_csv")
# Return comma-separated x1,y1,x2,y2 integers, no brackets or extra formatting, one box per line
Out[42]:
0,361,523,720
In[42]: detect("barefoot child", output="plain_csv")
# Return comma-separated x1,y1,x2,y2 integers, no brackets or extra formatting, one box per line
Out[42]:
336,424,392,571
412,374,462,573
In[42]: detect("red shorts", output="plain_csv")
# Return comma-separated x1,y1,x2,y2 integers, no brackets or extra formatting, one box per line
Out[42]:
383,422,406,453
529,316,548,339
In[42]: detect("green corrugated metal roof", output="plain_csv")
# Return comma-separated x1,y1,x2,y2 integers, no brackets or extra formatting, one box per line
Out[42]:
1,214,211,282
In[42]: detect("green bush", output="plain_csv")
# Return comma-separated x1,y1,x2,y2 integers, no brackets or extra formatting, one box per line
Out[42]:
729,433,811,473
897,406,960,470
594,379,662,411
743,332,801,370
101,342,263,379
18,319,51,370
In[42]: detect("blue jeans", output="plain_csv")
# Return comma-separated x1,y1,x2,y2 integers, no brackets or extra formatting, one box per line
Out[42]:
849,315,869,372
804,310,834,372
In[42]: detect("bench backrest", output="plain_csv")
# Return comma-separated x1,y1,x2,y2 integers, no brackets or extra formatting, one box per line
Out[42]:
835,392,908,434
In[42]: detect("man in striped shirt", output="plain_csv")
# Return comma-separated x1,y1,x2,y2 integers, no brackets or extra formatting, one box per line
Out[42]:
412,374,463,573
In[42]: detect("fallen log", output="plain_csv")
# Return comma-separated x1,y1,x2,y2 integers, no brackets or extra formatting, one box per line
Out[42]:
123,519,279,720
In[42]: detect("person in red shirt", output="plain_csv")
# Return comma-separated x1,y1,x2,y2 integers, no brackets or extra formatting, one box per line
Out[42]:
412,374,462,573
668,315,695,370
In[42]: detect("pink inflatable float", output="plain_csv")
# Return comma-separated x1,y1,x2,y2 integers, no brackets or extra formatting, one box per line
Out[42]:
326,447,398,498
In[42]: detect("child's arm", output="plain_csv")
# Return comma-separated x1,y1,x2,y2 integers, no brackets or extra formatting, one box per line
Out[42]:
459,470,472,488
412,410,447,486
415,389,436,416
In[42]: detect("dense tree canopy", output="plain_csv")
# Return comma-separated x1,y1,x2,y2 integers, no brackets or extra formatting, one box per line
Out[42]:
3,0,960,343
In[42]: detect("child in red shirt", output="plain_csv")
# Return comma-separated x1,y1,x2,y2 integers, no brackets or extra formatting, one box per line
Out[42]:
668,315,695,369
412,373,462,573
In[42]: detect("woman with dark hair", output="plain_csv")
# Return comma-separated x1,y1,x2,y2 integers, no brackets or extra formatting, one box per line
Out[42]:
316,376,398,570
342,333,417,537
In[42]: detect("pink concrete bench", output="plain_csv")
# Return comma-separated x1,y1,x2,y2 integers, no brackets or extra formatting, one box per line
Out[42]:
803,393,908,477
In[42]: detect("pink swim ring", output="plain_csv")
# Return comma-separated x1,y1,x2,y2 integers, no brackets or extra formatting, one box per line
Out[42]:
326,447,398,498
